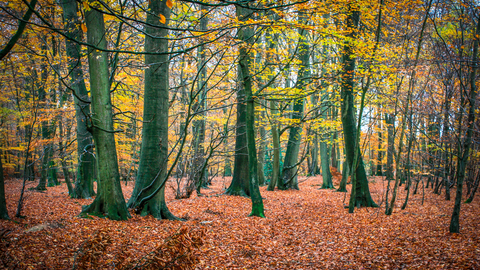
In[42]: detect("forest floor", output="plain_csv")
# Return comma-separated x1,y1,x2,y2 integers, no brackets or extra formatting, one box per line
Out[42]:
1,175,479,269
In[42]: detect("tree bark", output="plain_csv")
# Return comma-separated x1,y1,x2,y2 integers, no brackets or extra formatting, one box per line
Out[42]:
127,0,177,220
189,4,209,195
268,101,280,191
226,68,250,196
236,1,264,217
0,0,38,60
340,3,376,209
60,0,95,199
257,107,267,186
0,157,9,220
376,109,383,176
320,93,333,189
450,15,479,233
385,113,395,180
80,6,129,220
280,9,310,190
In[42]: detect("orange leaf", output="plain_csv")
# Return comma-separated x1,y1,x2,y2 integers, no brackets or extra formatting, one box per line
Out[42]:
81,23,87,33
166,0,173,9
159,14,166,24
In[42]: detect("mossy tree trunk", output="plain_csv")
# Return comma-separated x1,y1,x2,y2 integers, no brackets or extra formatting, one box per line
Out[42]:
226,68,250,196
236,1,264,217
127,0,177,220
264,10,280,191
80,5,129,221
280,8,310,190
340,3,376,208
450,15,479,233
60,0,95,198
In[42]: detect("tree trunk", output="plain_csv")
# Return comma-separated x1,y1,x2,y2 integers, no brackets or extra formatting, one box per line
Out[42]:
450,16,479,233
340,3,376,208
320,93,333,189
60,0,95,199
280,9,310,190
385,113,395,180
465,171,479,203
127,0,177,220
35,41,52,191
236,1,264,217
226,67,250,196
308,94,319,176
376,110,383,176
189,4,209,195
59,119,74,195
0,157,9,220
337,160,349,192
268,101,280,191
257,110,266,186
264,11,280,192
223,108,232,177
80,6,129,221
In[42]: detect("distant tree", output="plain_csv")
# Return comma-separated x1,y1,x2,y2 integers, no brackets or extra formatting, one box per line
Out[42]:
0,157,9,220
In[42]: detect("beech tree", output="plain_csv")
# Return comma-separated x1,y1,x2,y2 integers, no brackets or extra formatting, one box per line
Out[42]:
236,0,264,217
340,1,377,210
127,0,177,220
60,0,95,199
80,4,129,220
279,8,310,191
0,157,8,220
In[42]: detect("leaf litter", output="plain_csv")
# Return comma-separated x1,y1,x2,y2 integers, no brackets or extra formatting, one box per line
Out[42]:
1,176,479,269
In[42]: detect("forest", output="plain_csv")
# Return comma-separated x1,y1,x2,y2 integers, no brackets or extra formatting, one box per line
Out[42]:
0,0,479,268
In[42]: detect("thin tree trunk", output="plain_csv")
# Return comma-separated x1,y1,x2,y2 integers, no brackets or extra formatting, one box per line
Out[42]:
450,15,479,233
268,100,280,191
60,0,95,198
465,171,479,203
320,91,333,189
385,113,395,180
0,157,9,220
257,107,266,186
376,109,383,176
189,4,209,194
337,160,348,192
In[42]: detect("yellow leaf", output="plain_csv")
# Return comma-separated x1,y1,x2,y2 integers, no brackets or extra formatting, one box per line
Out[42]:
166,0,173,9
81,23,87,33
159,14,166,24
82,1,90,11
